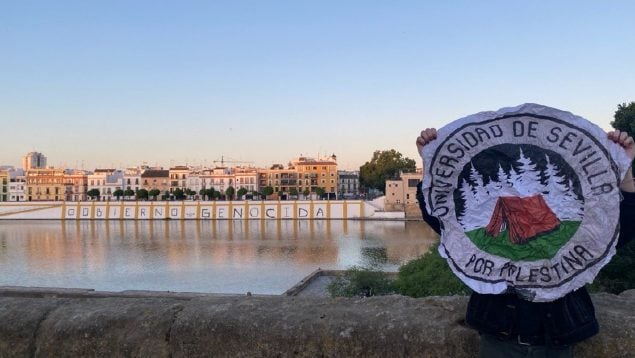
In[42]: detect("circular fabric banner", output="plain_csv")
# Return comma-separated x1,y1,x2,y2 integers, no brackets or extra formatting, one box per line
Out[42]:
420,103,632,302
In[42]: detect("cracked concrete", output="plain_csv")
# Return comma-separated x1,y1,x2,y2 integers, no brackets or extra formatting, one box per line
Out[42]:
0,288,633,357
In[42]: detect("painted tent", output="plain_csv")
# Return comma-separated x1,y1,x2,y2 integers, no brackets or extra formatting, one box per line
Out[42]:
485,195,560,244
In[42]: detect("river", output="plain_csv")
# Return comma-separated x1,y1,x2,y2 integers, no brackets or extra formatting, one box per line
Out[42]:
0,220,438,295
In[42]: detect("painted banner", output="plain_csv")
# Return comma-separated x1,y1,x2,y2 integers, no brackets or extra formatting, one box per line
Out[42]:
420,103,632,302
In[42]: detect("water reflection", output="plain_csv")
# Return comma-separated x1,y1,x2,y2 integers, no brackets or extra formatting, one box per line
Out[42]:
0,220,438,294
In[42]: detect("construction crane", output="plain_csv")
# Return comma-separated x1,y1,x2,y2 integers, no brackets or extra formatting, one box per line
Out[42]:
212,156,254,166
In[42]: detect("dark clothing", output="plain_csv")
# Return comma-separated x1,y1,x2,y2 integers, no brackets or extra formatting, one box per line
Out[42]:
416,183,635,347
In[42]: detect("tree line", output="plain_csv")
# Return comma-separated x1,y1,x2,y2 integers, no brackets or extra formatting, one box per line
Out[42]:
86,185,329,201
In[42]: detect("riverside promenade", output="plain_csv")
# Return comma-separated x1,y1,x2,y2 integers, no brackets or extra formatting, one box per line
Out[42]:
0,200,396,220
0,286,633,357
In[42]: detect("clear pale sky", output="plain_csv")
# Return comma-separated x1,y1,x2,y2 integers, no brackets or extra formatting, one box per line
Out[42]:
2,1,634,170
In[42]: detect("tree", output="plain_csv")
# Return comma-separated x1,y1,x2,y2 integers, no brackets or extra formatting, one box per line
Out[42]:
359,149,416,193
262,186,274,198
185,188,196,199
136,189,149,201
225,186,235,200
302,188,310,199
237,187,248,200
173,188,185,200
315,187,326,199
611,101,635,136
289,188,298,198
113,189,124,201
149,189,161,200
212,190,221,200
162,190,171,200
205,188,216,201
199,188,207,200
87,188,100,200
124,189,135,200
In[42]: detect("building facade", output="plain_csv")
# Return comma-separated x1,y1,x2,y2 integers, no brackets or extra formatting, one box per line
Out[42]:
87,169,124,201
169,166,189,193
63,170,89,202
26,168,65,201
290,155,338,199
384,169,423,217
141,169,170,193
0,170,8,201
8,169,26,202
337,170,360,199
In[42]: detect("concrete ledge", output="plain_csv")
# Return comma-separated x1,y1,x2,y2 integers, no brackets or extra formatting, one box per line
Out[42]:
0,288,633,357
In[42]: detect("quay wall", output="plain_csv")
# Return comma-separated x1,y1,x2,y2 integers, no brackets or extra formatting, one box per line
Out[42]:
0,287,633,357
0,200,379,220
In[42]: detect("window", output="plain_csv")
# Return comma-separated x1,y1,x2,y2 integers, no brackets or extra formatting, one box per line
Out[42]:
408,179,419,187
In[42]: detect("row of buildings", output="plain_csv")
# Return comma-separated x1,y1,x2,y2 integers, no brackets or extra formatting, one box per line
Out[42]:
1,152,361,202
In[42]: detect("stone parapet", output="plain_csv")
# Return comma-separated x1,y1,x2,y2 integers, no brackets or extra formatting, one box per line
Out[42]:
0,288,633,357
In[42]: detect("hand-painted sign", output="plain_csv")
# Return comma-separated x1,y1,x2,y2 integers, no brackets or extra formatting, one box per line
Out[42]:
420,103,632,302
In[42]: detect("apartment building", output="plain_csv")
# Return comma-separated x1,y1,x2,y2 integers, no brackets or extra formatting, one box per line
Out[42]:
337,170,360,198
234,167,259,195
201,167,234,195
141,169,170,193
0,170,8,201
88,169,124,201
63,170,89,201
123,168,143,192
385,169,423,217
22,152,47,171
8,169,26,202
169,166,189,193
259,164,297,198
26,168,65,201
291,155,338,198
186,171,203,195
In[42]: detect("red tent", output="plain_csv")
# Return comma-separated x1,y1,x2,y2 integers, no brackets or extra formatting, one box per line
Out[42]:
485,195,560,244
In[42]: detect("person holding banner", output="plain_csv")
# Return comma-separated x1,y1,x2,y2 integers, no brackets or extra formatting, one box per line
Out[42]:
416,126,635,358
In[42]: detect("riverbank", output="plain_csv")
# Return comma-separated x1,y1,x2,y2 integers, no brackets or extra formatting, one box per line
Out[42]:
0,200,393,220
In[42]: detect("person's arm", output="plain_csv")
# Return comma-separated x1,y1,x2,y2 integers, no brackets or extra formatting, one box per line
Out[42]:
416,128,441,235
416,181,441,235
608,130,635,248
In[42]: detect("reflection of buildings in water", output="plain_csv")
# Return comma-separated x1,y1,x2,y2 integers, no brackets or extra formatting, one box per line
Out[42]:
5,219,434,285
20,221,110,274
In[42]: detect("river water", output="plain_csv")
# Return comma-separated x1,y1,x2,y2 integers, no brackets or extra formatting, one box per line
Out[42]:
0,220,438,295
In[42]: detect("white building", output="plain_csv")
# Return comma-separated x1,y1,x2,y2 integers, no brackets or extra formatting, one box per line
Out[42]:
88,169,124,201
123,168,143,192
7,168,26,202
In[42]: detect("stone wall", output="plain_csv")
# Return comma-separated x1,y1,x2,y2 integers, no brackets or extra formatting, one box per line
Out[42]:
0,287,633,357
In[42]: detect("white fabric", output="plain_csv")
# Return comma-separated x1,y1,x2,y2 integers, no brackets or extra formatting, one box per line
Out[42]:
420,103,632,302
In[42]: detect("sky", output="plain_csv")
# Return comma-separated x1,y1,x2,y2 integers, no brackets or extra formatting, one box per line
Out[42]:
2,1,635,170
